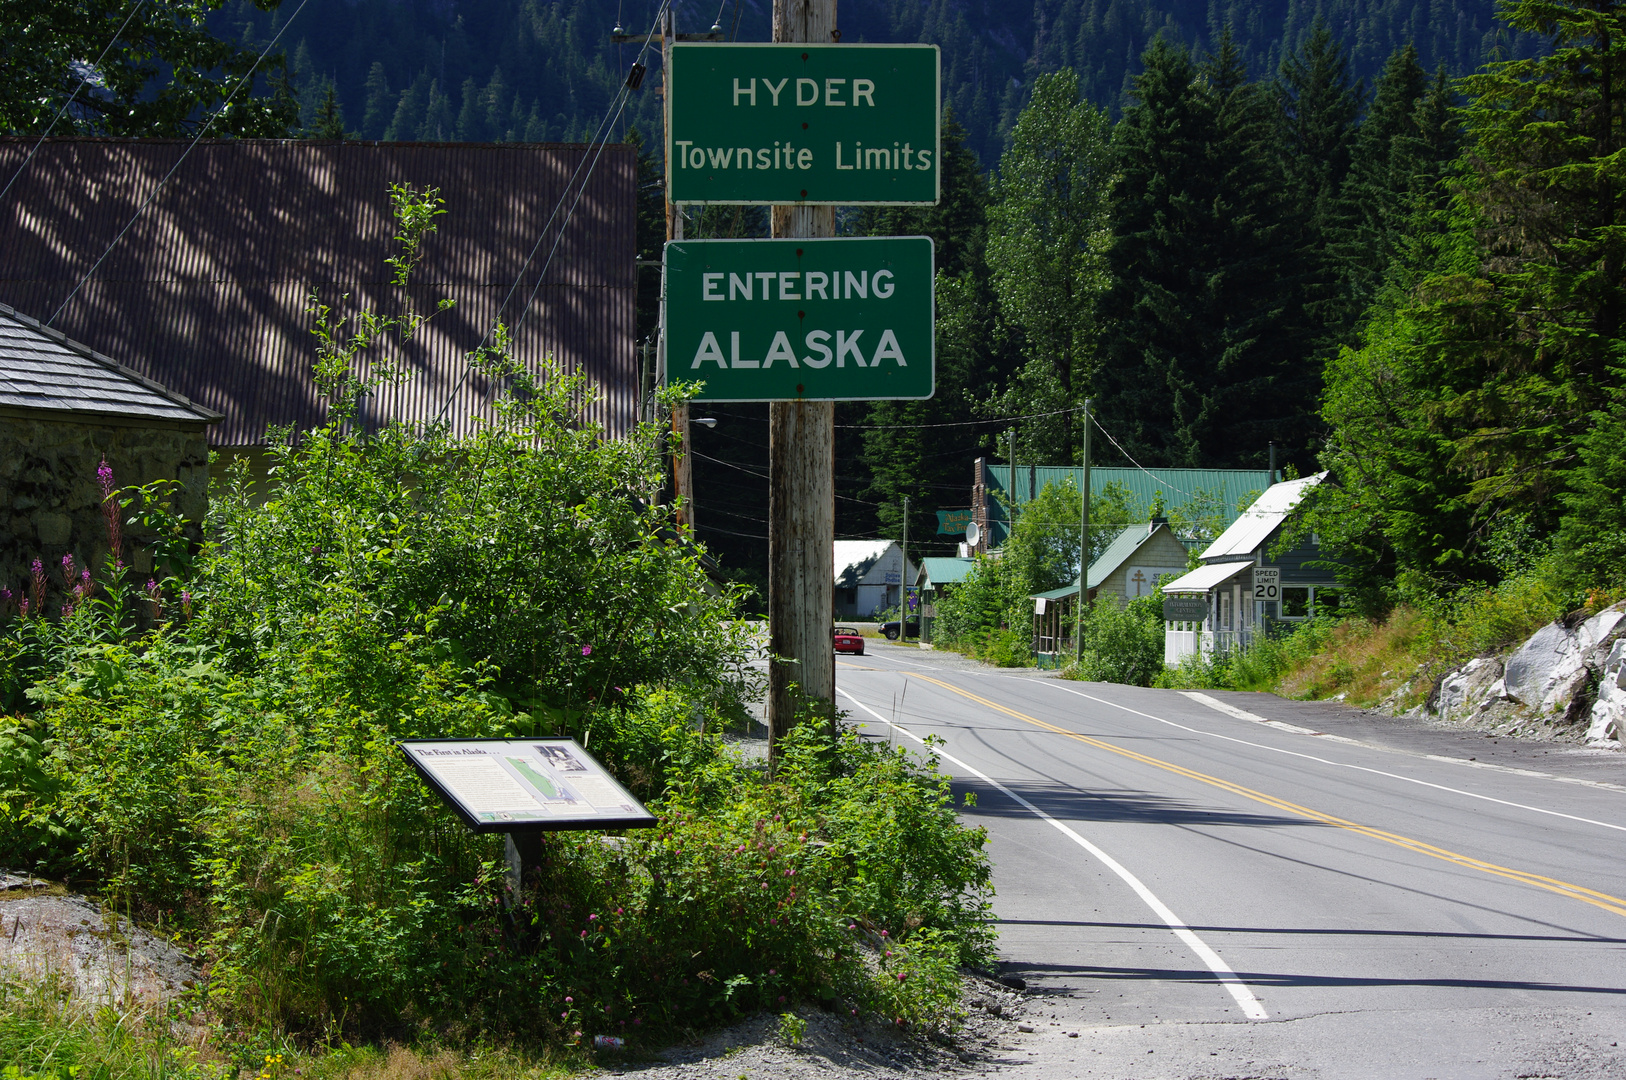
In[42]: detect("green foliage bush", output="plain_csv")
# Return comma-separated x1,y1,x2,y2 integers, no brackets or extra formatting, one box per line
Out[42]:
1068,595,1165,686
0,193,993,1052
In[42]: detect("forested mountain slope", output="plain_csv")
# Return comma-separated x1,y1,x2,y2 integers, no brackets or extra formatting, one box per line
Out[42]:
216,0,1539,166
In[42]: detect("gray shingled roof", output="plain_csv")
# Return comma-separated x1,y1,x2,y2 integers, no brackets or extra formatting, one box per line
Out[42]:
0,302,220,425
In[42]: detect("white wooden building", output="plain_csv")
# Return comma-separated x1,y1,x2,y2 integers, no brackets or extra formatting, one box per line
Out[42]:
1160,475,1339,664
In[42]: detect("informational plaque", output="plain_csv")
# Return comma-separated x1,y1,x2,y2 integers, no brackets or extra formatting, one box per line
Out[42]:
398,738,656,833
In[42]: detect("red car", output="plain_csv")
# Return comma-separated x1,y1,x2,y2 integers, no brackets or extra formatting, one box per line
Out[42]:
833,626,865,655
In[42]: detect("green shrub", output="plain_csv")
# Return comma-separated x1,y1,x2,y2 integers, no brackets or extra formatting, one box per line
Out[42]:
1068,595,1164,686
0,188,994,1053
977,627,1032,667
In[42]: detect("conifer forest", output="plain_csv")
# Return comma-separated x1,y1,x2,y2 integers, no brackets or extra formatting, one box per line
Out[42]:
6,0,1622,611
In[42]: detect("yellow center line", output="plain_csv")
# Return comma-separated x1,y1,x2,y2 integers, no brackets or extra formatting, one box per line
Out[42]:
908,673,1626,921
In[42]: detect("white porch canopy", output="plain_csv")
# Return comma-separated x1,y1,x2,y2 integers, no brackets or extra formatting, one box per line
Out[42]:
1159,561,1251,594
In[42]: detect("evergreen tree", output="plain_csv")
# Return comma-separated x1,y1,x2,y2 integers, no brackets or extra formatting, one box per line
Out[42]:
418,80,454,141
1309,0,1626,596
857,115,1012,552
454,76,482,140
1557,380,1626,589
361,61,392,138
1277,23,1363,351
1093,35,1315,470
1324,45,1429,336
307,86,348,139
384,71,430,140
984,69,1114,463
1277,22,1363,240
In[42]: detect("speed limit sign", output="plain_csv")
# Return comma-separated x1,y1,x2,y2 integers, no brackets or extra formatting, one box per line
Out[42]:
1253,567,1280,602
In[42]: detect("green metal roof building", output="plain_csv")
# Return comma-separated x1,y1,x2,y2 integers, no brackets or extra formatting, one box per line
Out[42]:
969,461,1274,549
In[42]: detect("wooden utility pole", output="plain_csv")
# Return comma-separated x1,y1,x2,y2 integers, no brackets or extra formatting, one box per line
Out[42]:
767,0,837,749
657,5,694,534
1077,398,1092,663
900,495,910,635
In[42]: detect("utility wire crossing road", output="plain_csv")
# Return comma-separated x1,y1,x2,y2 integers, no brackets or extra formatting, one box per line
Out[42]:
835,647,1626,1079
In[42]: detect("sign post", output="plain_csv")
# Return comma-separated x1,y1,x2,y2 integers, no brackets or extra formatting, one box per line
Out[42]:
663,0,938,753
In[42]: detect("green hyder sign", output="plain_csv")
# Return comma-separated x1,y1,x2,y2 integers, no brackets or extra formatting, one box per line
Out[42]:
664,236,934,402
667,43,940,205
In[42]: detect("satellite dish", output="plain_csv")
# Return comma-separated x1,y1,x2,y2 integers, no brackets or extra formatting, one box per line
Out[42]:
964,520,981,546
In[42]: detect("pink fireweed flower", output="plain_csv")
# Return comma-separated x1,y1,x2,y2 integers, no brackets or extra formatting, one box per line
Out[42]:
97,459,122,556
581,644,592,656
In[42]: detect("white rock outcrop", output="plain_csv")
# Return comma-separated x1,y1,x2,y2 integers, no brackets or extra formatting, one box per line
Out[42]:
0,893,200,1004
1502,605,1624,713
1586,639,1626,747
1427,602,1626,742
1434,657,1505,725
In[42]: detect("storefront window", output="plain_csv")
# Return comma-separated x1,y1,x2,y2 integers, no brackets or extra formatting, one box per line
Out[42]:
1282,587,1311,618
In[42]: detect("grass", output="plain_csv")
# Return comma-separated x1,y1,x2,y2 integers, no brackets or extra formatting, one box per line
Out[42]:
1175,568,1622,708
1272,609,1432,706
0,977,579,1080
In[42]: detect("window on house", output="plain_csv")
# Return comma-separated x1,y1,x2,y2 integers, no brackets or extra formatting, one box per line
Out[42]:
1313,588,1340,616
1282,587,1311,618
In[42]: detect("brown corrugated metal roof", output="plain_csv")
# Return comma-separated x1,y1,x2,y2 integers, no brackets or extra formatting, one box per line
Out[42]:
0,138,636,445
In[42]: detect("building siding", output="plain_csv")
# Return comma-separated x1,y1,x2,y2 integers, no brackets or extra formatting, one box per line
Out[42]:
0,138,636,445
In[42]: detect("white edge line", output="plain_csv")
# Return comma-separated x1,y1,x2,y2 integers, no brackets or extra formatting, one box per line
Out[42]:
835,685,1270,1021
1021,685,1626,834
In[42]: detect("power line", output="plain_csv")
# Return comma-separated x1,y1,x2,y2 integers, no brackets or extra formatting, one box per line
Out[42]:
705,403,1091,431
1088,414,1200,500
433,0,669,421
0,0,150,211
690,450,884,507
46,0,313,327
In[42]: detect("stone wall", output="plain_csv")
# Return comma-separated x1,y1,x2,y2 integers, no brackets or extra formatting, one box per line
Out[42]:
0,412,210,607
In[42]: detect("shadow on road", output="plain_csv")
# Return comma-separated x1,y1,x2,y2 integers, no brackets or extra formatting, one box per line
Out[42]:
991,919,1626,945
949,776,1319,829
1000,960,1626,995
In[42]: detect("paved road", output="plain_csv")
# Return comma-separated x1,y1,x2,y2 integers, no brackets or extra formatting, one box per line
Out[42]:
835,644,1626,1079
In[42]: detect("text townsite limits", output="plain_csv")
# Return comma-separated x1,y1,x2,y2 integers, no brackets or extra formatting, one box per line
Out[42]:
663,237,936,402
666,43,941,206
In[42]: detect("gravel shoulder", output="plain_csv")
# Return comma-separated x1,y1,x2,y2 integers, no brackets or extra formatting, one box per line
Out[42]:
590,970,1039,1079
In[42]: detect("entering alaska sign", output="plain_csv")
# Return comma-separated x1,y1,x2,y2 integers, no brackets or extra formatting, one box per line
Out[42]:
664,236,934,402
667,43,940,205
